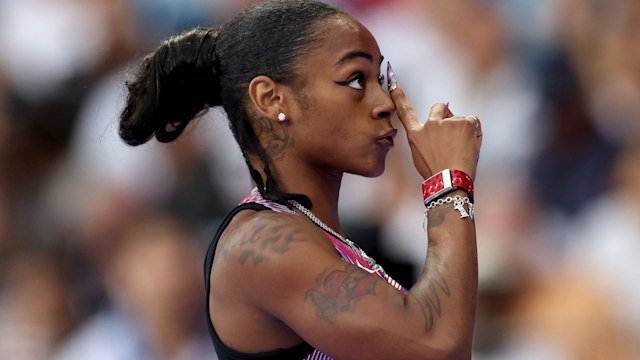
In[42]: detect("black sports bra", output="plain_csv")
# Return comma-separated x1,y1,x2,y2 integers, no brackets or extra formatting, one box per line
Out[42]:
203,203,316,360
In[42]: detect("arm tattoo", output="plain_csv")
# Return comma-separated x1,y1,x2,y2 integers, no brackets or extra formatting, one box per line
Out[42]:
257,117,293,161
426,202,453,228
225,213,308,267
305,265,379,322
410,232,451,331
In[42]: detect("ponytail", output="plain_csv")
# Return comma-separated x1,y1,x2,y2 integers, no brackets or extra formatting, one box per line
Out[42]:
119,0,347,209
119,27,221,146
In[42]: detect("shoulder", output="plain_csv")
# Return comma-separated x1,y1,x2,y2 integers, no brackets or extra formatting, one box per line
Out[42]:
215,208,337,271
211,208,341,310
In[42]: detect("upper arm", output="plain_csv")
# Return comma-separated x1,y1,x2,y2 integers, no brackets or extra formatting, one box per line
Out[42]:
220,211,453,360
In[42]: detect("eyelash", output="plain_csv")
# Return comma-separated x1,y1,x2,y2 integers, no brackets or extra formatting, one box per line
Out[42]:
335,72,385,90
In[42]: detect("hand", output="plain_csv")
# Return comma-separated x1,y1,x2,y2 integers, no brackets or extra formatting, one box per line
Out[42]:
390,84,482,180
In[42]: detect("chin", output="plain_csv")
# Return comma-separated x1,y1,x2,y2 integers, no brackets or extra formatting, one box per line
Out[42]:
354,162,386,178
344,152,389,177
367,165,386,178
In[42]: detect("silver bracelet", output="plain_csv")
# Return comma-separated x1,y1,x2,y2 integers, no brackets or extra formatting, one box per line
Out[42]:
425,195,475,221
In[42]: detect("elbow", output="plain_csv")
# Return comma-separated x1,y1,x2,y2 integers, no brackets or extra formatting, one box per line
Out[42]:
440,345,472,360
422,333,473,360
439,341,473,360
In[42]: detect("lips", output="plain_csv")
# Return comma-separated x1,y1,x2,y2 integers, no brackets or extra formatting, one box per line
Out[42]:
378,137,394,147
377,128,397,148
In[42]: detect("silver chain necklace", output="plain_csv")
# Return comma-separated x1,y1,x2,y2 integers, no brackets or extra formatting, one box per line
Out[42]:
289,200,387,278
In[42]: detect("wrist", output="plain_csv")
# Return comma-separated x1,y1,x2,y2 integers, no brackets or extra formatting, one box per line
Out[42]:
422,169,474,206
425,194,475,221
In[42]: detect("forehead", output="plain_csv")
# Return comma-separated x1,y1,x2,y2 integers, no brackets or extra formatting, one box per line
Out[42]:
308,16,382,67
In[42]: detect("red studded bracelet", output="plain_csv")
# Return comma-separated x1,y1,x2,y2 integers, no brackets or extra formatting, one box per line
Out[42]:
422,169,474,206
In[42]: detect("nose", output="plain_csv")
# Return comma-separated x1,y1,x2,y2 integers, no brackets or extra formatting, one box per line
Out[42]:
371,85,396,120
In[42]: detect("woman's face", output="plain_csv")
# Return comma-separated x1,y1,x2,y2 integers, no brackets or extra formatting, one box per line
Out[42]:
287,15,396,178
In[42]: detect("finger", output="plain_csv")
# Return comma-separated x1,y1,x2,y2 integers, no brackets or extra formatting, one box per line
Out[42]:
476,122,483,153
444,103,454,118
428,103,449,121
466,115,483,152
389,82,422,131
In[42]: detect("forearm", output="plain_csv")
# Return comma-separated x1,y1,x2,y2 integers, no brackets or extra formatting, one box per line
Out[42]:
406,189,478,357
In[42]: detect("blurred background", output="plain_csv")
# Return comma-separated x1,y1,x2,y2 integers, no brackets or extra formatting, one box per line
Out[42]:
0,0,638,359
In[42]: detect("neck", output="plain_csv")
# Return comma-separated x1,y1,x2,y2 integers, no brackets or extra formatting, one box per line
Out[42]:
290,168,343,233
251,156,344,235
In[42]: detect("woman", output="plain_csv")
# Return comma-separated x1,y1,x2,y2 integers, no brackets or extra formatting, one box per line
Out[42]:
120,0,482,359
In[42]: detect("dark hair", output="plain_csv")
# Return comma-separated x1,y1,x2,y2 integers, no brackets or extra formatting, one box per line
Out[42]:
120,0,348,208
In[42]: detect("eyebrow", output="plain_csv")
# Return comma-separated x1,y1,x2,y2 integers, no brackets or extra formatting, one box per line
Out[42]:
335,51,383,66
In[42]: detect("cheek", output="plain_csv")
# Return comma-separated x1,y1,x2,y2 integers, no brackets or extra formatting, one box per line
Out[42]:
293,86,373,157
298,92,351,136
314,98,365,137
317,112,368,152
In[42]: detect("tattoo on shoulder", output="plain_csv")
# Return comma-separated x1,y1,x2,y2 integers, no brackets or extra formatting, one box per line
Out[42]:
411,243,450,331
305,265,378,322
257,117,293,161
224,212,308,267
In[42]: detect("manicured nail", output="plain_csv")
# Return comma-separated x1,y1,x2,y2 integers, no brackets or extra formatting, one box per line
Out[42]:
446,101,450,107
387,61,398,93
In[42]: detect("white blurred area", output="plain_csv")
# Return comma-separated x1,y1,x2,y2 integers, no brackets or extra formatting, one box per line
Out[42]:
0,0,639,359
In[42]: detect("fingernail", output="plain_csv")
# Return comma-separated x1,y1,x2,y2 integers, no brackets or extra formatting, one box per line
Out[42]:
446,101,450,108
387,61,398,93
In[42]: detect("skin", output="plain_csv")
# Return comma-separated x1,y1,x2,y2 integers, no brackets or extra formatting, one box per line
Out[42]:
209,14,482,360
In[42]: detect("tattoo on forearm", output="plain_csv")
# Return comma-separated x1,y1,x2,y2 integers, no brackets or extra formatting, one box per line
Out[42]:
223,213,307,266
305,265,378,322
426,202,453,228
411,245,450,331
258,117,293,161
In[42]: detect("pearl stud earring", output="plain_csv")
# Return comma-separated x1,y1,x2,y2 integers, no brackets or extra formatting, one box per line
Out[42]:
278,113,286,122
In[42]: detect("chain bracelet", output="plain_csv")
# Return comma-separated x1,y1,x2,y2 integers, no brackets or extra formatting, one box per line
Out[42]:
424,195,475,224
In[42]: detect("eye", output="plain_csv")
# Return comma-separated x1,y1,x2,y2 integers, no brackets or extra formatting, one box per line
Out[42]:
345,73,365,90
335,73,365,90
348,75,365,90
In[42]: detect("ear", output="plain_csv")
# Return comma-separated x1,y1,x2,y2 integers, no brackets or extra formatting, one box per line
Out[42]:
248,75,287,122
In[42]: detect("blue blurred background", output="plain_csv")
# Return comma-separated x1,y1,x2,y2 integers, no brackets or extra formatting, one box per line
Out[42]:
0,0,639,359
